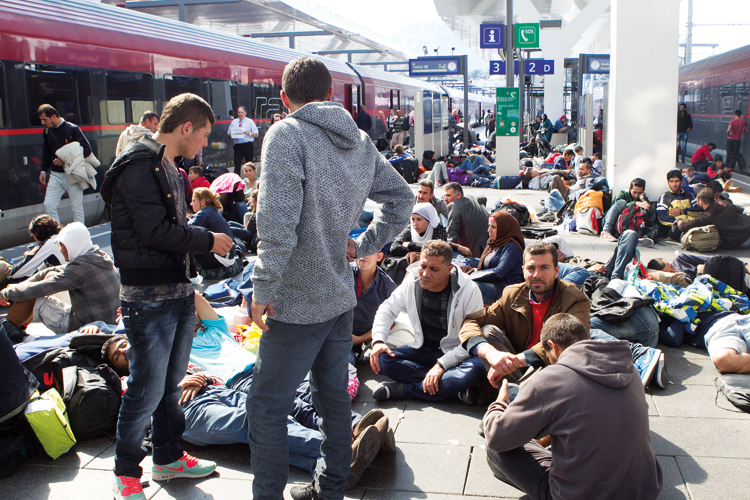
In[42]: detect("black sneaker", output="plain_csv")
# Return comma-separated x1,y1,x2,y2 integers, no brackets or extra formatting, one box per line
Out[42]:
457,387,477,406
1,320,28,345
290,483,322,500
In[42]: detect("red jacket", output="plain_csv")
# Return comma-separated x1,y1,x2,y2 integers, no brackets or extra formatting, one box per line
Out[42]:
691,144,713,163
191,176,211,189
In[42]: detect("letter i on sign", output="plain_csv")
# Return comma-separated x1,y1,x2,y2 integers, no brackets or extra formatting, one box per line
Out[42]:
488,30,496,43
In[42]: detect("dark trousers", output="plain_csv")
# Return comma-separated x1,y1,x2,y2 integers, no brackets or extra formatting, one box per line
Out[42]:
726,139,742,170
234,142,255,174
486,442,552,500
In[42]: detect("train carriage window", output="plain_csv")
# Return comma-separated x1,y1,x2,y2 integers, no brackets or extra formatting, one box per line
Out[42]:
106,71,154,124
0,63,5,128
737,83,749,115
25,64,92,126
165,75,201,101
230,82,240,114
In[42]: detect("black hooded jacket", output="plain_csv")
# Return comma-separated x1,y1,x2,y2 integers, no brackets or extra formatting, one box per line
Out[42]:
101,137,213,286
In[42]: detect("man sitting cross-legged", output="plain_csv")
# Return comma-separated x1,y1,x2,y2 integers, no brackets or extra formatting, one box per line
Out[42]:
369,240,486,403
484,313,663,500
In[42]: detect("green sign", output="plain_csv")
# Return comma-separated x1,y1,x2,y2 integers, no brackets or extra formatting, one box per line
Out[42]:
514,23,539,48
496,88,520,137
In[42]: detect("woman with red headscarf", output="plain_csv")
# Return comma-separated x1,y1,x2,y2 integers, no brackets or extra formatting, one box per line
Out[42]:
468,211,525,305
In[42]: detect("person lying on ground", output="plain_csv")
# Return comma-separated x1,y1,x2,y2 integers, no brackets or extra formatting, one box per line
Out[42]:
369,241,486,403
0,222,120,343
7,214,65,285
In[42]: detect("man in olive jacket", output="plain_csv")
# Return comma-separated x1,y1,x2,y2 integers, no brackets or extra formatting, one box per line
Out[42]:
458,242,590,386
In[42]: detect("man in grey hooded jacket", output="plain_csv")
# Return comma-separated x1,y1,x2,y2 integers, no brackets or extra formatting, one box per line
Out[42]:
484,313,663,500
248,57,413,500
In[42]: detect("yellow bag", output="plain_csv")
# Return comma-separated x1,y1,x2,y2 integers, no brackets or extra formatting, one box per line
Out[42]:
237,320,264,355
24,389,76,459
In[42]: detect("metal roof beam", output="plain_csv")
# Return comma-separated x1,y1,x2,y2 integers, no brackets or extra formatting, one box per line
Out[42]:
357,61,408,65
247,31,331,37
125,0,239,22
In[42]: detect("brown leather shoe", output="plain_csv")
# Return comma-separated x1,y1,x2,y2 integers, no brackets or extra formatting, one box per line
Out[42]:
352,409,385,440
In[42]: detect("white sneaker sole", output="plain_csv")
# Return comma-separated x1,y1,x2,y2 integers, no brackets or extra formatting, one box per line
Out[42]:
151,466,216,482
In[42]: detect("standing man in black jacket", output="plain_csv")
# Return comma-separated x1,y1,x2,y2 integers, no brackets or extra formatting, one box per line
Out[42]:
677,103,693,164
101,93,233,500
355,105,372,134
38,104,92,224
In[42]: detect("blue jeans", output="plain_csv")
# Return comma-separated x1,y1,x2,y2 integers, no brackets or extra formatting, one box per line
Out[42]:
475,281,498,305
459,157,486,172
591,306,660,348
181,387,323,475
114,294,196,478
357,210,374,229
544,189,565,212
605,230,638,280
602,199,627,234
677,132,689,162
247,311,354,500
0,324,38,421
378,345,487,401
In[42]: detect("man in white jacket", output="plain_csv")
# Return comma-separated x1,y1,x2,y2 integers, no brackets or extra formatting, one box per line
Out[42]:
115,111,159,157
370,240,486,403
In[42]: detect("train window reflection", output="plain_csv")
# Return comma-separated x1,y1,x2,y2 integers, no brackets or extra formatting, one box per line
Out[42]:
105,71,154,124
25,64,92,126
165,75,201,101
0,63,5,128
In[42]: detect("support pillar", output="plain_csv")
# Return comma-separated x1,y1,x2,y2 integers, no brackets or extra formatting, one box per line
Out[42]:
606,0,679,197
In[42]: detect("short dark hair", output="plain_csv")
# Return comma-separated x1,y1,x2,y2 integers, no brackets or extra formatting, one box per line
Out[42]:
666,169,682,181
395,145,405,155
523,242,558,268
28,214,62,242
680,103,687,108
574,146,583,153
647,258,666,270
524,160,533,168
707,142,716,149
541,313,588,351
563,149,575,157
713,154,723,164
630,178,646,190
102,334,128,375
697,187,715,206
159,93,215,134
443,182,463,196
282,57,332,105
188,166,202,176
140,111,159,123
593,152,601,159
417,179,434,193
37,104,58,118
735,110,743,117
707,180,724,194
421,240,453,267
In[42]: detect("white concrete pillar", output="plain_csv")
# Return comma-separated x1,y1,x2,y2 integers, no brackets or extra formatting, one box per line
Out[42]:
606,0,680,197
542,57,566,120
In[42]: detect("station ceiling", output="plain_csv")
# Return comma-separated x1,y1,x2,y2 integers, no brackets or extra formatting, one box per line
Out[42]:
99,0,413,65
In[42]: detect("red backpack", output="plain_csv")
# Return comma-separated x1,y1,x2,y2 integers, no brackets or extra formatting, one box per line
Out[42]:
616,205,648,236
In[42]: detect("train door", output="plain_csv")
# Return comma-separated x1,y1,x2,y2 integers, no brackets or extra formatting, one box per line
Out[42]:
345,84,358,117
390,89,401,113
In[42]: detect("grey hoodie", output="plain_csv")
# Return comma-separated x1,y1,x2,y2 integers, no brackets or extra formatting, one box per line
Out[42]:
115,125,153,157
485,340,663,500
252,101,413,324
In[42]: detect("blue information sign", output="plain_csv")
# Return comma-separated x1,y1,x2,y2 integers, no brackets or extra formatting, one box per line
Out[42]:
409,57,462,77
480,24,505,49
586,55,610,74
489,60,554,76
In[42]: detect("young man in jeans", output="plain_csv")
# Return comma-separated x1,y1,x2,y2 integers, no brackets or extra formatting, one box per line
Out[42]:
248,57,412,500
101,93,234,500
600,177,655,246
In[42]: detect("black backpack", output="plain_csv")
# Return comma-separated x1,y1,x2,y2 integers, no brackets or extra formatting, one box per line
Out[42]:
555,199,576,225
400,118,410,131
379,257,409,285
61,365,122,440
495,202,530,227
401,158,419,184
704,255,747,294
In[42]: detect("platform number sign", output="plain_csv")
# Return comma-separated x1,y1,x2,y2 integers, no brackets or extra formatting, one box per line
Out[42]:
514,23,539,49
480,24,505,49
496,88,520,137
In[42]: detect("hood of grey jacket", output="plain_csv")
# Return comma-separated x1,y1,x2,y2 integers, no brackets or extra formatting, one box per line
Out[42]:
290,101,361,150
556,340,637,389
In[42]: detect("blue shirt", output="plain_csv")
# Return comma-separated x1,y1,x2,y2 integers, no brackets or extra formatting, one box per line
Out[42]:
189,318,256,384
352,267,397,336
227,117,259,144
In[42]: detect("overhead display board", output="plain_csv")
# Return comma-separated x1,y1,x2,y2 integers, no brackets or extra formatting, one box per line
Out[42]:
496,88,520,137
408,57,462,77
480,24,505,49
580,54,611,74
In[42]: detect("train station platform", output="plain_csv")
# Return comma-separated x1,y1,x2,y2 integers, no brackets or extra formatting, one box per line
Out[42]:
1,185,749,500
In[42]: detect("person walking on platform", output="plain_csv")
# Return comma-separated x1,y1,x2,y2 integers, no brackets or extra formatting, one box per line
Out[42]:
101,93,234,500
37,104,92,225
726,110,748,173
248,57,413,500
227,105,259,174
676,103,693,163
